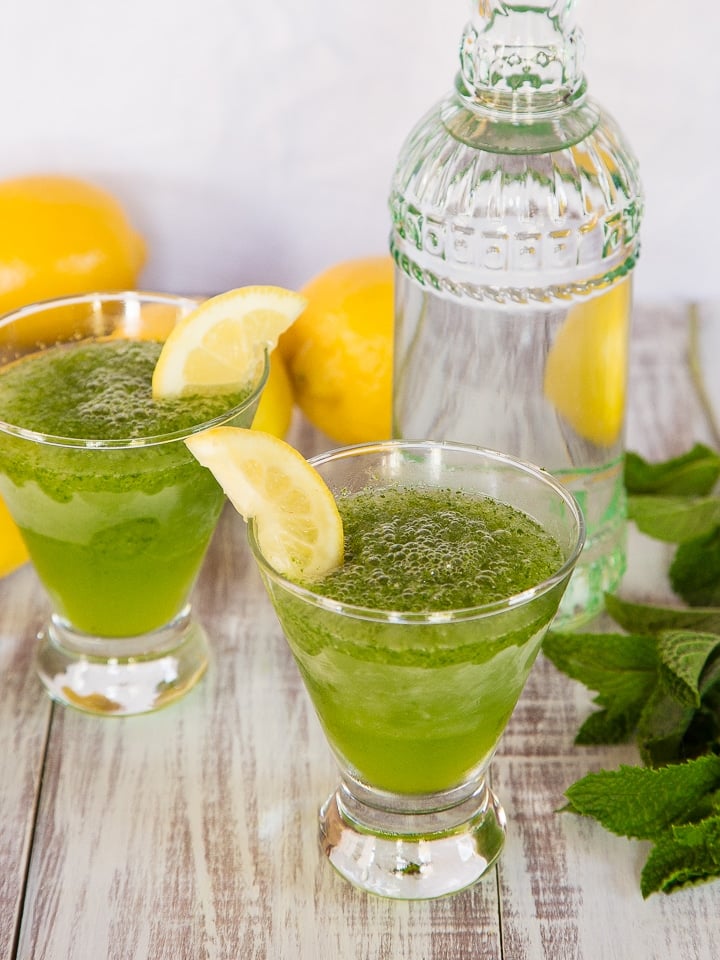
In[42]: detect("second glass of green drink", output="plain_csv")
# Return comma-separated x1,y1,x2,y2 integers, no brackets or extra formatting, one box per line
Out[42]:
249,440,585,899
0,292,268,716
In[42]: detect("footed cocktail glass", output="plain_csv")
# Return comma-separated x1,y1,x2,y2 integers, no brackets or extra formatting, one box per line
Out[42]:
0,292,268,716
249,440,584,899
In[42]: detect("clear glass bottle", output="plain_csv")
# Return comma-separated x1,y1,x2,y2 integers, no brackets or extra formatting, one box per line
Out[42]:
390,0,643,627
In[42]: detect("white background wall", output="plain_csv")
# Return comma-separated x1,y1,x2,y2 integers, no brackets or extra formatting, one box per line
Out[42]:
1,0,717,302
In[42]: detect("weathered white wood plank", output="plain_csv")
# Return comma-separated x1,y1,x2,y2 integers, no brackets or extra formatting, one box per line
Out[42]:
626,301,716,457
693,302,720,448
0,565,51,960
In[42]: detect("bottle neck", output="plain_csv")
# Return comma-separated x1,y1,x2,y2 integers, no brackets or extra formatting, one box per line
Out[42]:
458,1,585,121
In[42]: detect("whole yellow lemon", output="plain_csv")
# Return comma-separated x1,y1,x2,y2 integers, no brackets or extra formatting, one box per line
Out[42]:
279,256,393,444
0,174,147,317
0,174,147,578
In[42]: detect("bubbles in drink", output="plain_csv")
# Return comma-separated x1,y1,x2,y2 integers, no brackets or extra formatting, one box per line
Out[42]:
0,339,251,440
314,486,564,611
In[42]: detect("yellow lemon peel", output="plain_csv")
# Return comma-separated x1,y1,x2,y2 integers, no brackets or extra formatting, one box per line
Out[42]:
152,286,306,399
185,427,343,581
544,281,630,447
279,256,393,443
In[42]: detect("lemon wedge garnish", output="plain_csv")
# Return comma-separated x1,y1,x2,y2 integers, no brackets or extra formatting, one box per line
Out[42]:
184,427,344,581
152,286,307,398
543,280,630,447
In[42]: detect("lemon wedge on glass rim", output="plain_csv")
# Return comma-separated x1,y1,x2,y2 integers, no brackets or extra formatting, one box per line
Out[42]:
152,284,342,580
152,285,307,398
184,427,344,581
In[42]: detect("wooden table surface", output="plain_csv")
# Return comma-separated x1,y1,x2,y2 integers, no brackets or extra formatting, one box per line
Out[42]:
2,303,720,960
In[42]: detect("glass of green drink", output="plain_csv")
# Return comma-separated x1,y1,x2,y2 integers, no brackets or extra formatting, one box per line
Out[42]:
248,440,584,899
0,292,268,716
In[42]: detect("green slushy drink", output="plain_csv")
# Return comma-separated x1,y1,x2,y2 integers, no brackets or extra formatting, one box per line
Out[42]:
0,291,267,715
264,484,565,794
0,338,252,636
249,440,584,899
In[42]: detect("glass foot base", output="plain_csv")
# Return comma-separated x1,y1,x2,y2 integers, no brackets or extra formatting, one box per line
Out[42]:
35,609,209,716
319,780,506,900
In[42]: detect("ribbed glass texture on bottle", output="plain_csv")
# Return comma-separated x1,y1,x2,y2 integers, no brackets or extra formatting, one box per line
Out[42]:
390,92,641,303
390,82,642,627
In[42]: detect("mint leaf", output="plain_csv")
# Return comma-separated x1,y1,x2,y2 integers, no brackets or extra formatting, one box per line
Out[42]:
574,708,637,745
700,649,720,697
656,630,720,708
564,755,720,840
628,495,720,543
543,631,658,693
641,815,720,897
543,631,658,744
625,444,720,496
637,684,697,766
680,705,720,761
637,633,720,765
605,593,720,635
669,526,720,606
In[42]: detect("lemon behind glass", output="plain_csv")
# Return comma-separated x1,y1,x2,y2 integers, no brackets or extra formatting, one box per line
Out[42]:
279,256,393,444
0,175,147,317
0,174,147,578
251,351,295,440
544,280,631,447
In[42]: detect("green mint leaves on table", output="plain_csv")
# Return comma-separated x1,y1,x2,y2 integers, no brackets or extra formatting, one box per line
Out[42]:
543,443,720,897
562,756,720,898
626,443,720,606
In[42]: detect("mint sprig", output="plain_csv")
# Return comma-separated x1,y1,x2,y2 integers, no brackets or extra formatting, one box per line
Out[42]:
545,620,720,895
544,626,720,766
542,443,720,896
563,758,720,897
563,755,720,839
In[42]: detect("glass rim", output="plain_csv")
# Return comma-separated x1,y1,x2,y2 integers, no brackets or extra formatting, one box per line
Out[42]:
248,439,586,624
0,290,269,449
